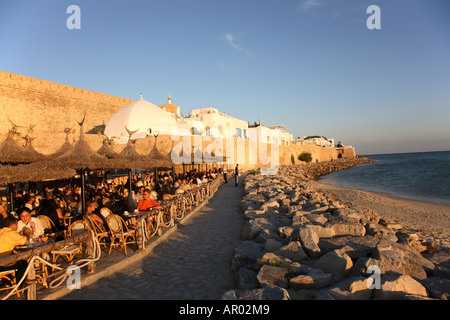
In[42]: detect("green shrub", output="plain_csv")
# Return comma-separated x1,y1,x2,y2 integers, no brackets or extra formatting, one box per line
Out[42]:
298,152,313,163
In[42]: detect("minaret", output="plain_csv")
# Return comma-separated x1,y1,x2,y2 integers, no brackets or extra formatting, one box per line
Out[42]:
168,94,172,104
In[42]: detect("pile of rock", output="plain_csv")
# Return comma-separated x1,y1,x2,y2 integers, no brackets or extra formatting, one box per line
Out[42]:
279,157,375,181
222,166,450,300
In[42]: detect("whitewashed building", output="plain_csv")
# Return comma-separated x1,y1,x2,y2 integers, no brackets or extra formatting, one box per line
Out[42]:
247,121,293,146
104,96,179,143
294,136,335,147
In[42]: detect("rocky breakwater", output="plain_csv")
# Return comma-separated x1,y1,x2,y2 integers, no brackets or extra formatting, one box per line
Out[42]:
222,162,450,300
281,157,375,181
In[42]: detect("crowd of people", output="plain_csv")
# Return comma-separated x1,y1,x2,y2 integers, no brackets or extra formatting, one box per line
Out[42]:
0,165,236,292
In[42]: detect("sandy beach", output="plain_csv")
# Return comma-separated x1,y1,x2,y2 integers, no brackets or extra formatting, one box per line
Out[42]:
309,180,450,248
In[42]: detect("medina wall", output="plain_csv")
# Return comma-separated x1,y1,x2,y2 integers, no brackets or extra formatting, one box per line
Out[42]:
0,70,133,154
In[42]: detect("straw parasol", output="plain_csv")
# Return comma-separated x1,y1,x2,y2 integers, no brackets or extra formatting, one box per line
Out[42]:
0,134,46,164
47,116,113,170
97,138,118,159
0,163,77,185
144,135,174,168
49,128,74,158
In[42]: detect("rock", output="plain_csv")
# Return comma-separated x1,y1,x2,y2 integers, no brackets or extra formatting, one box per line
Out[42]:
289,273,332,290
372,240,435,280
305,224,335,238
331,223,366,237
260,200,280,212
241,221,262,240
258,252,292,267
292,213,307,226
396,232,428,253
257,265,288,288
275,241,309,263
365,223,398,242
234,268,259,290
231,241,265,272
264,239,283,252
222,286,290,300
419,277,450,299
298,226,321,258
278,226,295,239
314,250,353,281
373,275,428,300
303,213,328,226
314,276,372,300
318,235,378,259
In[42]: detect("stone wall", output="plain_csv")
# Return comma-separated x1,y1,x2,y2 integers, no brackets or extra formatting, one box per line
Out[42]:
0,70,133,154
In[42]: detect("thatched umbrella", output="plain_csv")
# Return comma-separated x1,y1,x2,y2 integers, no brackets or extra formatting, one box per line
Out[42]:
0,132,48,212
42,115,115,214
0,134,36,164
114,140,149,168
97,139,118,159
0,163,77,185
145,136,174,168
49,129,74,158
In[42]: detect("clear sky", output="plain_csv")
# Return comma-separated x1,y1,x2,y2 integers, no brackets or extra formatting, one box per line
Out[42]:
1,0,449,155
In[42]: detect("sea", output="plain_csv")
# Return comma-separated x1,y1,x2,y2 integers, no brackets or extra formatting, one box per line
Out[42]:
318,151,450,206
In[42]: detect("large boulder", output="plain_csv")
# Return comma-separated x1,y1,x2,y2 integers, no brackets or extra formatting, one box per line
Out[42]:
257,265,289,288
373,275,428,300
372,240,435,280
314,276,372,300
289,273,332,290
315,250,353,281
298,226,321,258
275,241,309,263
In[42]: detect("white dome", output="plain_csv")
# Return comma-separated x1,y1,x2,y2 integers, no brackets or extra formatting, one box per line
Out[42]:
104,99,178,141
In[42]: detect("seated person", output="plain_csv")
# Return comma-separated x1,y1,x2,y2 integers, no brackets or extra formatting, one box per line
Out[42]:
137,189,162,231
24,196,37,212
178,179,191,192
137,189,161,211
84,201,104,228
0,217,31,283
126,191,138,212
17,208,45,241
37,198,69,233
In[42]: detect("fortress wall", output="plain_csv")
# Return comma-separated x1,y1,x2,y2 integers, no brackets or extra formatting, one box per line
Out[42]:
0,70,133,154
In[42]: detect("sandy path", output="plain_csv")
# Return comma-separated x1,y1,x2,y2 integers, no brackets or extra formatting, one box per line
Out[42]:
309,180,450,248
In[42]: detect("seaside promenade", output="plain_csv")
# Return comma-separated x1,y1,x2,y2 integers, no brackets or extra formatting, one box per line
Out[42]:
57,174,246,300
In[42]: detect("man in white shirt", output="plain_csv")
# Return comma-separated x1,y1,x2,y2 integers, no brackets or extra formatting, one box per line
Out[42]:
17,208,45,241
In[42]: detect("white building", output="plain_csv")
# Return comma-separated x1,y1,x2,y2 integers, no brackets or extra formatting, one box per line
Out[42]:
247,121,293,146
104,96,179,144
183,107,249,138
294,136,335,147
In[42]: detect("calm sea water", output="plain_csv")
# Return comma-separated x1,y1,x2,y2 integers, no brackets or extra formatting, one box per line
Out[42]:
319,151,450,206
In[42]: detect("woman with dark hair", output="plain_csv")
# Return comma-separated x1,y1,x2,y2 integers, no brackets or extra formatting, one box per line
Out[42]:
37,198,68,234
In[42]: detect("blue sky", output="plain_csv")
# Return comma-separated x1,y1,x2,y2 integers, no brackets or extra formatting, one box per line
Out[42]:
1,0,449,155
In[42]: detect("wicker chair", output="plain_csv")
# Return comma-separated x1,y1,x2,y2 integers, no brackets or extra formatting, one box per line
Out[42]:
51,220,86,265
37,215,56,237
0,270,20,298
100,207,112,220
106,214,135,255
84,215,109,249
